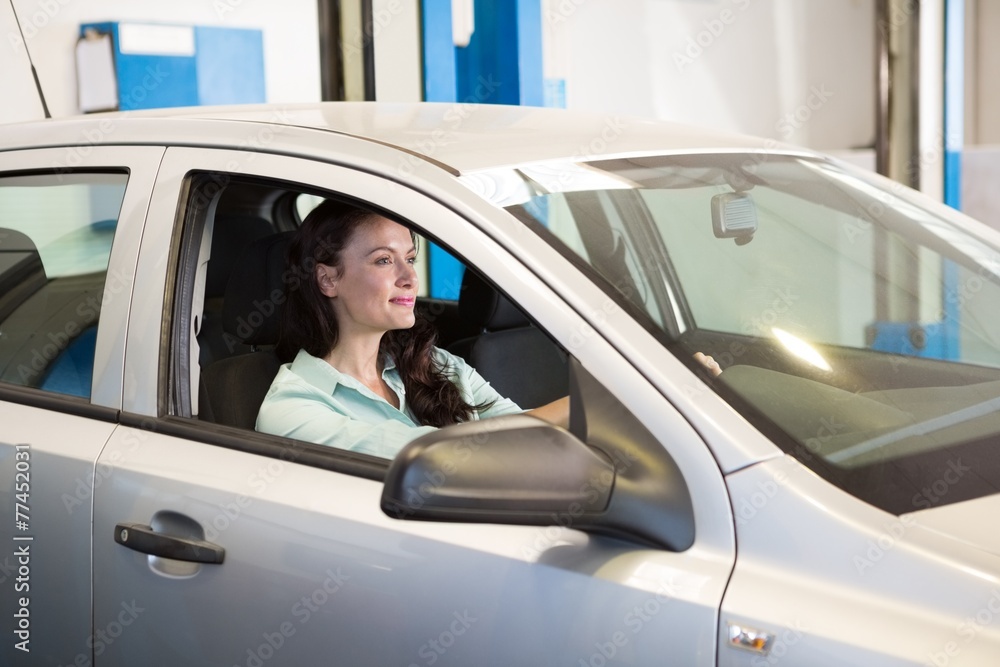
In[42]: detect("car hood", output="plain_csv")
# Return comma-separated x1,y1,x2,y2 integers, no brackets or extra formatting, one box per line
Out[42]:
915,494,1000,557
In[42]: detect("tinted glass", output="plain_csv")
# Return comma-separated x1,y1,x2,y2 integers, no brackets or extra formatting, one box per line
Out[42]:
0,172,128,398
462,154,1000,513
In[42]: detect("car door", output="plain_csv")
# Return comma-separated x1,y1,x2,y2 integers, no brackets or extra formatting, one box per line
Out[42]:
91,144,735,665
0,145,162,665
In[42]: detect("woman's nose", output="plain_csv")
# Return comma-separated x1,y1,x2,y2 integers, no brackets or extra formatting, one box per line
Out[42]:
397,262,416,286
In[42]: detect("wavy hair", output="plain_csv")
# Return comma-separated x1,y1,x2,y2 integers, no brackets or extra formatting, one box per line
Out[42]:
277,199,488,427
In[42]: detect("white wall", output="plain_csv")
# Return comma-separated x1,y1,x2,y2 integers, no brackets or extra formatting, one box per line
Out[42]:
544,0,875,152
2,1,47,122
371,0,423,102
11,0,321,118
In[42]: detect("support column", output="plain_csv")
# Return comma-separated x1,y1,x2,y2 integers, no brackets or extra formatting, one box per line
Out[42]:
421,0,543,298
871,0,962,360
424,0,542,104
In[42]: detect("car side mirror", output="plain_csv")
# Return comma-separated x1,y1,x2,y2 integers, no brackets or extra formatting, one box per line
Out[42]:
381,414,614,522
382,359,695,552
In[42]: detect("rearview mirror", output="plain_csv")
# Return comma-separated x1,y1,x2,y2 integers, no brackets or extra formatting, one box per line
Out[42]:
712,191,757,245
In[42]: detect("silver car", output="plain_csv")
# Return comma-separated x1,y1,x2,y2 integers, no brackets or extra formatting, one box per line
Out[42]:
1,101,999,666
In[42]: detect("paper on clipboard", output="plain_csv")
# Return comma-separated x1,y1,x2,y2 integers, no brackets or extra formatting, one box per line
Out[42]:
75,31,118,113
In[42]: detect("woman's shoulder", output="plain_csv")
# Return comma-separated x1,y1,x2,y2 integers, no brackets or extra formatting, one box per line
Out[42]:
429,345,470,371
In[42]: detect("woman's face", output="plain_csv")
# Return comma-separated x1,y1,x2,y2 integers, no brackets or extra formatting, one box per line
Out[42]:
317,215,418,339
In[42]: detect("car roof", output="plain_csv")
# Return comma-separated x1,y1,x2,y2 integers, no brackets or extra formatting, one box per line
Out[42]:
0,102,804,174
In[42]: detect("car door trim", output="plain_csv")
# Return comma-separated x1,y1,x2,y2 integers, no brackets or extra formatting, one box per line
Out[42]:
118,411,388,481
0,383,119,423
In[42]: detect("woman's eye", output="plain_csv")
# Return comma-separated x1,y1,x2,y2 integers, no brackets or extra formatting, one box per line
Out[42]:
376,257,390,265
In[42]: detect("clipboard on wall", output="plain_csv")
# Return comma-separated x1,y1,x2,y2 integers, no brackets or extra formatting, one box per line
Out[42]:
75,28,118,113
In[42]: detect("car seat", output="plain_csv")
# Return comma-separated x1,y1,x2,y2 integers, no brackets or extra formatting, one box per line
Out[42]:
197,215,274,368
448,270,568,409
198,232,291,428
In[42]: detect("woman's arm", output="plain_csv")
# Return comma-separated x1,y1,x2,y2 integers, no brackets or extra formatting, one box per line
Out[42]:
525,395,570,429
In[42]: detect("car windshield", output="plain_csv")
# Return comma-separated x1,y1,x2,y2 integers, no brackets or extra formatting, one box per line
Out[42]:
461,153,1000,514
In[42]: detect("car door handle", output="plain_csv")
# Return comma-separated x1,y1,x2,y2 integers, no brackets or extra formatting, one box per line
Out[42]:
114,522,225,564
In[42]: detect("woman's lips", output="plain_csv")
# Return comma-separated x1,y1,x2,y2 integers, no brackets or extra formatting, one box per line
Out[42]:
390,296,415,307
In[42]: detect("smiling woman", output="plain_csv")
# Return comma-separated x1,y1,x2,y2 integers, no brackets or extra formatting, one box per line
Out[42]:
255,199,567,457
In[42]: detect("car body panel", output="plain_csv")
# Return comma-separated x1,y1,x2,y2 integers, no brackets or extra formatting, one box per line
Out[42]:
0,102,795,173
0,402,118,665
93,423,729,666
0,143,161,665
916,494,1000,558
95,140,739,664
720,457,1000,666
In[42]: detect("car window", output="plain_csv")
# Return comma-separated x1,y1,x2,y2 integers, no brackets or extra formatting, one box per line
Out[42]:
178,177,569,460
0,171,128,398
464,154,1000,514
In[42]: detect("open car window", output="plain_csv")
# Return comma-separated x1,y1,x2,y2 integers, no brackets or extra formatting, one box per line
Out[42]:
173,175,569,462
462,154,1000,514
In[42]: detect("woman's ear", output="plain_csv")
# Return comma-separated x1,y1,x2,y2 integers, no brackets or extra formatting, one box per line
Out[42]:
316,263,339,298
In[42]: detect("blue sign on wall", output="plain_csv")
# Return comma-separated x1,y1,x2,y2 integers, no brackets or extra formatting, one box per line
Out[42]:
78,22,265,111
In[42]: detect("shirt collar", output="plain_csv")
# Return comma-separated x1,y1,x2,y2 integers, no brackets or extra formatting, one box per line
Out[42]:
290,348,404,399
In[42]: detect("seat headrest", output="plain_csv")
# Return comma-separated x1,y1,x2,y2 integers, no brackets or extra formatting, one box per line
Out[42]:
0,228,47,323
458,269,528,331
222,232,293,347
206,215,274,299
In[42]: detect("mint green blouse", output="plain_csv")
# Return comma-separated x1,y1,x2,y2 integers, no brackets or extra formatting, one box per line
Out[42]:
256,347,522,459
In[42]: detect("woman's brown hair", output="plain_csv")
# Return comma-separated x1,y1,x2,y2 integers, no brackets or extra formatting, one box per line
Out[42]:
276,199,489,427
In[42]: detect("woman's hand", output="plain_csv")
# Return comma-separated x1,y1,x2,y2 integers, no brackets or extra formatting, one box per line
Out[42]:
693,352,723,377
